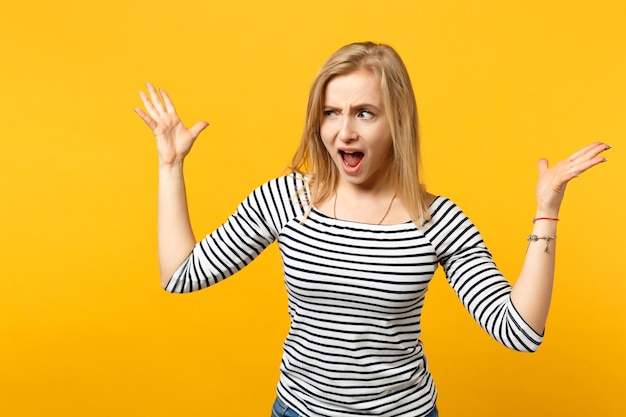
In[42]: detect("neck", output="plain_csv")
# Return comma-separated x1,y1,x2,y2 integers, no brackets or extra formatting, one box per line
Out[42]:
333,188,397,225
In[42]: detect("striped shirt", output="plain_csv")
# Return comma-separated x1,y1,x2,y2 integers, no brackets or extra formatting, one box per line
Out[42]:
166,173,543,417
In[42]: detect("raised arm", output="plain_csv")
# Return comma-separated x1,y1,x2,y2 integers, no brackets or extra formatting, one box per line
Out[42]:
134,83,209,287
511,141,610,333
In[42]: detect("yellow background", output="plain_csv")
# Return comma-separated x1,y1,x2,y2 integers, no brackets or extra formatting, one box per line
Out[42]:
1,0,624,415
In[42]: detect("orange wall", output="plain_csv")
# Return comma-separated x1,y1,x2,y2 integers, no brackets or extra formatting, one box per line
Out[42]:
1,0,624,416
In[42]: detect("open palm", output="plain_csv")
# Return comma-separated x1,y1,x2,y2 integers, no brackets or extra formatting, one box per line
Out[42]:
535,141,609,214
135,82,208,166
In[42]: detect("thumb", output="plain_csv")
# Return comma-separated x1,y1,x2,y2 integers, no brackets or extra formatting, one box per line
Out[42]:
537,158,549,175
189,121,210,139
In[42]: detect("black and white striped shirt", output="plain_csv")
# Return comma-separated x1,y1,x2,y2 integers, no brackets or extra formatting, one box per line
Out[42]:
166,173,543,417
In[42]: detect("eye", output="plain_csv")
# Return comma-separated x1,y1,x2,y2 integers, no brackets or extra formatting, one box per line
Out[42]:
357,110,374,119
323,109,338,118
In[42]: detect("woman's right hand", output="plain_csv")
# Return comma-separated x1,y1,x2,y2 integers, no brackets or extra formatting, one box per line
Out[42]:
135,82,209,166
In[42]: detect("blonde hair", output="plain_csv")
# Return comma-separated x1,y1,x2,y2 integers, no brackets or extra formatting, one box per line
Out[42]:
290,41,430,226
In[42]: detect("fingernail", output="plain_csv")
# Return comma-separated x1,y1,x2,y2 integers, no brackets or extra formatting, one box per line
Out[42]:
605,145,612,150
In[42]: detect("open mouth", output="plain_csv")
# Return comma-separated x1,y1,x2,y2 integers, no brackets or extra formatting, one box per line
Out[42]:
340,150,364,168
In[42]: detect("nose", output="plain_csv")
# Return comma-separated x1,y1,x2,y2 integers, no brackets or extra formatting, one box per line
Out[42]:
338,116,358,142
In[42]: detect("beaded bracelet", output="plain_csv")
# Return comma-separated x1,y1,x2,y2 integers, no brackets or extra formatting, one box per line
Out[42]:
526,234,557,253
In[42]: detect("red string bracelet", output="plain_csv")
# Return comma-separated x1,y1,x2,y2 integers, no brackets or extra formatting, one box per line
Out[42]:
533,217,559,224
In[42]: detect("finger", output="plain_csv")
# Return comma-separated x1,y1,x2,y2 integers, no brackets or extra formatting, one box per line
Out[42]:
189,121,210,138
567,142,600,161
568,141,610,162
146,82,165,114
569,154,608,178
159,89,177,114
134,107,157,131
138,91,160,120
567,142,609,175
537,158,549,174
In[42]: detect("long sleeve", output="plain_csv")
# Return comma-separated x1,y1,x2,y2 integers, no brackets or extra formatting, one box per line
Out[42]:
164,174,308,293
425,198,543,352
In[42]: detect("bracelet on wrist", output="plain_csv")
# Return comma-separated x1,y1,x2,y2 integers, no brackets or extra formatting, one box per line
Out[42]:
533,217,559,224
526,234,557,253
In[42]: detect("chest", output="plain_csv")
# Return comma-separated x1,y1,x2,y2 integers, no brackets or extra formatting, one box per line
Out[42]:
278,217,438,310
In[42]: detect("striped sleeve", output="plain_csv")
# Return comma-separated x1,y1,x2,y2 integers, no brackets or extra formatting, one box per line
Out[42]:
164,174,307,293
425,198,543,352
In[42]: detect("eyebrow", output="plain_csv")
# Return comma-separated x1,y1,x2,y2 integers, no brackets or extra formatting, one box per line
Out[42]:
323,102,382,111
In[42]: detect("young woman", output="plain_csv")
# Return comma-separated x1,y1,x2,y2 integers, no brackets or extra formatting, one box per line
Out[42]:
135,42,609,417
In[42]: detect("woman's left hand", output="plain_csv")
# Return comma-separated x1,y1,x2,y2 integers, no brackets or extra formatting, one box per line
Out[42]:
535,142,610,215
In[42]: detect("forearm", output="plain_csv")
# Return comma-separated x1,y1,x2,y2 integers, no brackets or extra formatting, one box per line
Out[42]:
157,163,196,287
510,212,559,334
510,142,610,335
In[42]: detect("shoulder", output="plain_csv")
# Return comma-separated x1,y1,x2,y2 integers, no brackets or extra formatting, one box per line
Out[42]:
424,195,473,230
247,172,311,215
255,172,309,199
422,196,487,260
259,172,307,188
427,195,459,216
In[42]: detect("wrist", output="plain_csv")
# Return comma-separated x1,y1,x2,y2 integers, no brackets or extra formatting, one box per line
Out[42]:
534,209,560,219
531,213,559,235
158,159,185,171
533,216,559,224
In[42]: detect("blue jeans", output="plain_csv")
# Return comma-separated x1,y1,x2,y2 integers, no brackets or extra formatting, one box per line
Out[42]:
271,396,300,417
271,396,438,417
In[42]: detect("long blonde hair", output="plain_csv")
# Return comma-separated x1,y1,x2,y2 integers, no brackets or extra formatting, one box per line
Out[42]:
290,42,430,226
